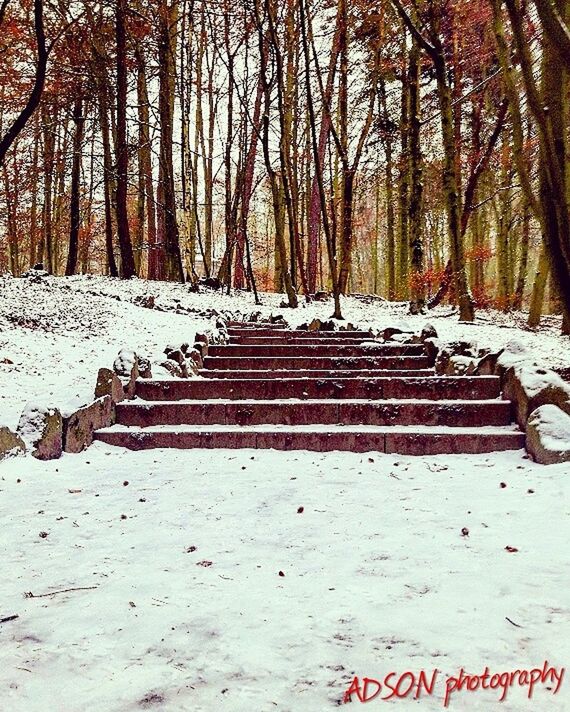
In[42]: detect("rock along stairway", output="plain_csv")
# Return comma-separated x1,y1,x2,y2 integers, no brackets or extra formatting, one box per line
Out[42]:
95,324,526,455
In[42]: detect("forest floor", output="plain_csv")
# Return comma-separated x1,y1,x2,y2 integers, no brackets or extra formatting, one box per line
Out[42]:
0,274,569,711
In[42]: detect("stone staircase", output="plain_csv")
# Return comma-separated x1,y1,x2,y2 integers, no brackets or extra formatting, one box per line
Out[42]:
94,324,526,455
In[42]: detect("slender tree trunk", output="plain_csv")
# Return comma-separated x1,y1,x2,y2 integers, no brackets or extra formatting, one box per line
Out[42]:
157,0,184,282
0,0,47,167
29,113,40,267
234,73,263,288
136,47,158,279
115,0,136,278
98,86,119,277
398,31,410,299
513,201,531,310
434,49,475,321
65,96,85,276
408,42,424,312
307,10,342,294
300,0,342,317
255,0,297,308
41,104,55,273
528,245,550,327
379,78,396,300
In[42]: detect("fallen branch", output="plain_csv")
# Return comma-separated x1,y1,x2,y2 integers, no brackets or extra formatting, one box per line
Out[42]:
0,614,19,624
505,616,523,628
24,586,98,599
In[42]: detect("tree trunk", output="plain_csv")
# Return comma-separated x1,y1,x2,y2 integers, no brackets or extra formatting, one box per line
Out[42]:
41,104,55,273
115,0,136,279
98,85,119,277
0,0,47,167
65,97,85,276
434,49,475,321
136,46,158,280
398,31,410,299
408,42,424,313
157,0,184,282
306,11,342,294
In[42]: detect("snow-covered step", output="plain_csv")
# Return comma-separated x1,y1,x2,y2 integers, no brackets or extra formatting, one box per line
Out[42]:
136,376,501,402
208,343,425,357
227,327,372,338
198,368,435,380
203,355,431,370
227,322,289,329
115,398,512,428
94,423,525,455
229,336,374,346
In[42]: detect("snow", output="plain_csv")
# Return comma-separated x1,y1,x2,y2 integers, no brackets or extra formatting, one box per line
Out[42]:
98,423,520,434
15,404,56,449
1,275,570,709
508,362,570,400
527,405,570,455
0,445,568,711
113,349,138,378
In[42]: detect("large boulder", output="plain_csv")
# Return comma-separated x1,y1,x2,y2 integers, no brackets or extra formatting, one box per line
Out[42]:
435,341,479,375
527,405,570,465
0,426,25,461
165,348,185,365
113,349,139,398
95,367,124,403
476,350,505,376
160,359,188,378
503,362,570,428
421,323,438,341
164,343,189,359
494,341,529,379
193,341,208,359
63,396,114,454
138,357,152,379
445,355,478,376
186,348,203,373
114,349,139,378
424,338,440,366
383,326,414,341
389,332,418,345
17,404,63,460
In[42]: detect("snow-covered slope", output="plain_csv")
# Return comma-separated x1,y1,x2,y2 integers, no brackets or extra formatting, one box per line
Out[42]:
1,445,569,711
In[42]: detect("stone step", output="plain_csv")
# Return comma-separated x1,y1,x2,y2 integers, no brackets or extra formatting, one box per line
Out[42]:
227,321,289,329
115,399,512,428
227,328,372,339
203,355,431,371
229,336,374,346
94,424,525,455
208,344,424,357
198,368,435,380
136,376,501,402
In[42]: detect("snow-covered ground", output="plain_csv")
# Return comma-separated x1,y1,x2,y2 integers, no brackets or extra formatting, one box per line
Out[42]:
1,273,569,429
1,446,569,711
1,275,569,710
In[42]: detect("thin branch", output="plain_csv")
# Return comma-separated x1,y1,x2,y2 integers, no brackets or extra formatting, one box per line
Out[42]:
24,586,98,599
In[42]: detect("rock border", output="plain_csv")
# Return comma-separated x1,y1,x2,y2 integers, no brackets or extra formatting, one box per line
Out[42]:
423,334,570,465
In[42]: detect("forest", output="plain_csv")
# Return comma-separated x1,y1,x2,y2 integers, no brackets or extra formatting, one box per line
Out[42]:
0,0,569,329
